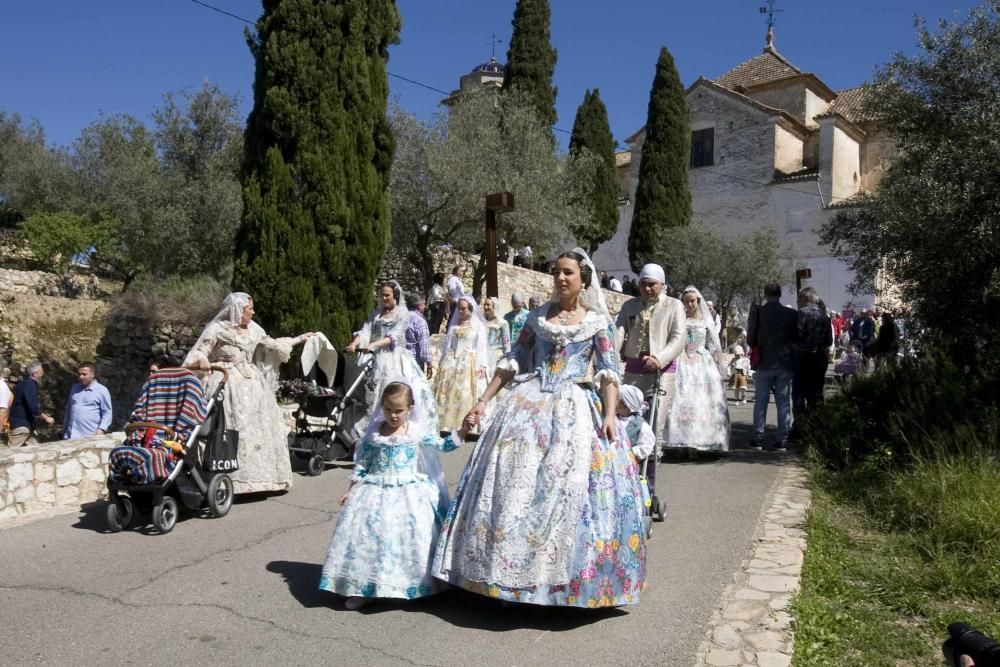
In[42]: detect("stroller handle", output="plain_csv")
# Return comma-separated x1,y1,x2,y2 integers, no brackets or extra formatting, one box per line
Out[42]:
183,364,230,384
125,421,176,439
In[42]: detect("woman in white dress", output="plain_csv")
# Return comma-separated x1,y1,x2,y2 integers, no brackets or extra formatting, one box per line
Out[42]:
433,295,490,432
345,281,439,437
664,286,730,453
184,292,314,494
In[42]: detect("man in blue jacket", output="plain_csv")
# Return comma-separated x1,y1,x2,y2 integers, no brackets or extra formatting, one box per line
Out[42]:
7,360,54,447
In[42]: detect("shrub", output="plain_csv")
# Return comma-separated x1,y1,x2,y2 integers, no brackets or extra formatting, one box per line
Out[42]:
109,275,229,325
806,351,998,472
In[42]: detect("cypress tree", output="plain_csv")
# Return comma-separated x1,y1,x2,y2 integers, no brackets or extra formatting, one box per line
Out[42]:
234,0,400,342
569,89,619,255
628,46,691,271
503,0,558,129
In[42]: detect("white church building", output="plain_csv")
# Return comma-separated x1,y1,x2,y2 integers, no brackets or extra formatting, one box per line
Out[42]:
593,35,892,310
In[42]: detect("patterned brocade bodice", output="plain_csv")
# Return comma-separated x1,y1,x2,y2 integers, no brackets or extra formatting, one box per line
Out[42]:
355,433,460,486
683,320,716,357
503,310,621,393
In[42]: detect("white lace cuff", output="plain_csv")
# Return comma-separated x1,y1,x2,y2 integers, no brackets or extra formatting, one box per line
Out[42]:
495,357,520,374
594,368,621,388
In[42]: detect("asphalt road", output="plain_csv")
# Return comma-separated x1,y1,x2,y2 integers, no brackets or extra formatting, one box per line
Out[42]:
0,401,789,667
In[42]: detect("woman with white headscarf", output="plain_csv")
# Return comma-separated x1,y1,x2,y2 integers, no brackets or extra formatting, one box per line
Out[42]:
345,281,439,437
433,295,490,432
664,286,730,454
184,292,315,494
433,249,647,609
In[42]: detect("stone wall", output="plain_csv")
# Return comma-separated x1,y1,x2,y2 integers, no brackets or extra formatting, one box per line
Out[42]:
0,434,120,527
95,317,201,430
381,247,630,323
0,267,103,299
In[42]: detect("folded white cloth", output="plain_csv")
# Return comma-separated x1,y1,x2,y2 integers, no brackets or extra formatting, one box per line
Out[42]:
301,333,338,387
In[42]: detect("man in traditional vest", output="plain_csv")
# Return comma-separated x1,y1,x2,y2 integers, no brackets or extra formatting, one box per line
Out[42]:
615,263,686,445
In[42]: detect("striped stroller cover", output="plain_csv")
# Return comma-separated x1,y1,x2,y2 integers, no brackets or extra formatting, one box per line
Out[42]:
109,369,209,484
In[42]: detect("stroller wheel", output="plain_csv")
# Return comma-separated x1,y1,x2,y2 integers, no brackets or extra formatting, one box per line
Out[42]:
206,474,234,518
307,454,325,476
106,496,134,532
152,496,179,534
653,496,667,522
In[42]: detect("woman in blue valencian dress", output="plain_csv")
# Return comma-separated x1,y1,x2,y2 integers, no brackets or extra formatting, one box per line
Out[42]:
664,286,730,453
433,249,646,608
319,379,469,610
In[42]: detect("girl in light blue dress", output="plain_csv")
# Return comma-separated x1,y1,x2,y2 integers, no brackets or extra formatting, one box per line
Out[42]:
319,379,470,610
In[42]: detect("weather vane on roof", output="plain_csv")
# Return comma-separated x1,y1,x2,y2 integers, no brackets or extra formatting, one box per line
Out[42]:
759,0,782,49
487,33,503,60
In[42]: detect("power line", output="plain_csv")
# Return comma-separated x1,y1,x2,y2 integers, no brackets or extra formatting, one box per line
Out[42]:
189,0,252,24
187,0,576,133
185,0,846,200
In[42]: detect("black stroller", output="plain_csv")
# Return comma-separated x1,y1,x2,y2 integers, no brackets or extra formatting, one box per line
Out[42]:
642,383,668,536
288,349,375,476
105,366,235,534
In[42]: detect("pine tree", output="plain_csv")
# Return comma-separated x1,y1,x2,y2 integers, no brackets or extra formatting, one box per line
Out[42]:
234,0,400,342
503,0,558,129
628,46,692,271
568,89,619,255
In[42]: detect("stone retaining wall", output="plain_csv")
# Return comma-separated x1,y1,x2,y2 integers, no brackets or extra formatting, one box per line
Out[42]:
0,267,103,299
381,248,630,321
95,318,201,431
0,434,121,527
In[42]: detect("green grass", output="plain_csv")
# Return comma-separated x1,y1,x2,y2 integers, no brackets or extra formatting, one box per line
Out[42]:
792,457,1000,667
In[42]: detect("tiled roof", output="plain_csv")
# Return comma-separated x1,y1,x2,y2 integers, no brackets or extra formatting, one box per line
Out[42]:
715,48,802,91
824,86,872,124
773,167,819,183
615,150,632,168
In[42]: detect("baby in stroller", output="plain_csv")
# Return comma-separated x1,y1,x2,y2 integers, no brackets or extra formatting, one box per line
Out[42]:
106,366,234,533
288,339,376,476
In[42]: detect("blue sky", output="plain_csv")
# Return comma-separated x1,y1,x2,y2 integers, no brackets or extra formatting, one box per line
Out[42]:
0,1,984,150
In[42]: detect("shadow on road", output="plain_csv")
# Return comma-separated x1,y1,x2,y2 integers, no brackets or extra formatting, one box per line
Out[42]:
413,588,626,630
267,560,330,608
267,560,626,629
71,501,111,533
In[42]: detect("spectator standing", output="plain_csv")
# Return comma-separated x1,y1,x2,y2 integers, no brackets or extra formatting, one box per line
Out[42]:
445,264,466,330
748,284,799,451
0,371,11,437
609,275,623,292
7,360,54,447
405,294,433,377
426,273,447,335
600,271,611,289
874,311,899,369
793,287,833,425
63,362,113,439
503,293,530,343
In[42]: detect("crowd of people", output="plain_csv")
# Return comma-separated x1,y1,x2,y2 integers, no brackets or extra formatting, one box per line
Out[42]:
0,245,908,615
1,361,112,448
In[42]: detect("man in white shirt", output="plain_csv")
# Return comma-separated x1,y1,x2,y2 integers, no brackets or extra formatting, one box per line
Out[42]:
609,276,623,292
445,264,466,320
0,372,11,436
